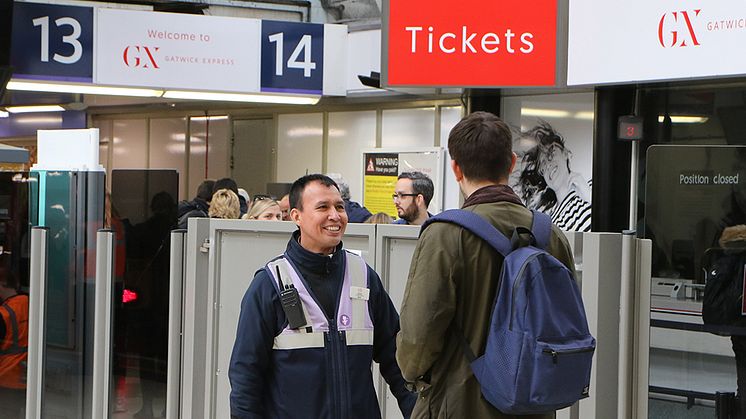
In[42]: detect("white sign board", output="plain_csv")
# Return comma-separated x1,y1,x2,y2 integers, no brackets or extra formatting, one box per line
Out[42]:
568,0,746,85
34,128,104,171
96,9,261,92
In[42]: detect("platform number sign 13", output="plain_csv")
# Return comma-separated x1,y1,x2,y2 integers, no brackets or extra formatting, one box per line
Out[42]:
261,21,324,94
11,2,94,82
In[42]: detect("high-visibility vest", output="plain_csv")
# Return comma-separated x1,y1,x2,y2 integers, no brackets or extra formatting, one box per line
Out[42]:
0,294,29,389
267,251,374,350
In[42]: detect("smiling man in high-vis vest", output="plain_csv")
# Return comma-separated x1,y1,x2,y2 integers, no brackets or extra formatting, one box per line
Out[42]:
0,257,28,418
229,174,415,419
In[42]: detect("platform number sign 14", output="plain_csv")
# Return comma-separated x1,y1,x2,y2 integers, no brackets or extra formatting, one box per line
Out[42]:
261,21,324,94
11,2,94,81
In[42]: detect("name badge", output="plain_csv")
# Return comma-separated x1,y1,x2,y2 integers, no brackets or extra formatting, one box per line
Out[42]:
350,286,370,301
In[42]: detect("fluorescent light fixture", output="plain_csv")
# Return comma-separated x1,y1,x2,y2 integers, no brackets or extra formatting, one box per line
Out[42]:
7,80,164,97
658,115,709,124
163,90,320,105
574,111,595,120
0,111,8,118
190,115,229,121
15,116,63,124
4,105,65,114
521,108,570,118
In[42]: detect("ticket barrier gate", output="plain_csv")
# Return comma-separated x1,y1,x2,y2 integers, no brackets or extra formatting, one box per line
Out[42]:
174,219,651,419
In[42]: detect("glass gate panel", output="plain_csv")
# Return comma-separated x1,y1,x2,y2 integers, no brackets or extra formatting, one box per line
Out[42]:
110,169,178,419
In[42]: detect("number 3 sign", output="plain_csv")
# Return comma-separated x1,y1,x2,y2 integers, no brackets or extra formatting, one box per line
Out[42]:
261,20,324,94
11,2,94,82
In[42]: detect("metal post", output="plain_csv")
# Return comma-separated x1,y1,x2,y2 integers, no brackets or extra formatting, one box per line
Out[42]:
92,229,115,418
26,227,49,419
166,230,186,419
618,232,637,418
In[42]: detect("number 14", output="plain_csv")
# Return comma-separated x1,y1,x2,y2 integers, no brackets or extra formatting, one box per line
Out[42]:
268,33,316,78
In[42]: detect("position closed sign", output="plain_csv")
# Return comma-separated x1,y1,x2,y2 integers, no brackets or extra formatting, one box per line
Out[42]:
384,0,557,87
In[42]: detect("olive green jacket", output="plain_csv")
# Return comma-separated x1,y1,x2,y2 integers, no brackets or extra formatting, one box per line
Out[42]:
396,200,575,419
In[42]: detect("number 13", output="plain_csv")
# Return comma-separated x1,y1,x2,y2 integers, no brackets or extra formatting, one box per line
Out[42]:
32,16,83,64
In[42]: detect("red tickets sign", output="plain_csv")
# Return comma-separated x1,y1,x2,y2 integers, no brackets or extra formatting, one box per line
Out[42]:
384,0,557,87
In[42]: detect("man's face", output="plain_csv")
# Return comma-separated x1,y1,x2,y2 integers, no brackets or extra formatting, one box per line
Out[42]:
394,178,421,222
291,181,348,255
278,195,291,221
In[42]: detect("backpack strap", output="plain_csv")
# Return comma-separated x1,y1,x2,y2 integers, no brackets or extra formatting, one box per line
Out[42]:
530,210,552,250
421,209,512,257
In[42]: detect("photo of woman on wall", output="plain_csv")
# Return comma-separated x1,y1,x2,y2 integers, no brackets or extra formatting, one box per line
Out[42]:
513,121,592,232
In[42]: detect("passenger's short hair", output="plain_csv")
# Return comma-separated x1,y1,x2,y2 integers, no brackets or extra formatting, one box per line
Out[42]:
364,212,394,224
209,189,240,219
213,178,239,196
289,174,340,211
398,171,434,206
447,111,513,182
197,180,215,202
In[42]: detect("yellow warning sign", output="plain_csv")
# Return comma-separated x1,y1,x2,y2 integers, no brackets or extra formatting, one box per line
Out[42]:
363,175,397,217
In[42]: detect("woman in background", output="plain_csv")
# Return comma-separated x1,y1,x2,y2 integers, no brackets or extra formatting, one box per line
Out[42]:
242,198,282,221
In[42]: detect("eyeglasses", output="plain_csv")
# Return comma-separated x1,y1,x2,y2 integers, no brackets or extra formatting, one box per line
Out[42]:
392,193,419,201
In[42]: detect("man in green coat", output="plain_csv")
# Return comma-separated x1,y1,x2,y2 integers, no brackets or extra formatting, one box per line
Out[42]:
396,111,576,419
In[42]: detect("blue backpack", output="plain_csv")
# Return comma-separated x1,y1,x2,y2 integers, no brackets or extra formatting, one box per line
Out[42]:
422,209,596,414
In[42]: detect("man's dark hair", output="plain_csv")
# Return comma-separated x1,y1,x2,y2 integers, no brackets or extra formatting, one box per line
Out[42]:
213,178,238,196
447,111,514,182
398,171,434,206
289,174,340,211
197,180,215,202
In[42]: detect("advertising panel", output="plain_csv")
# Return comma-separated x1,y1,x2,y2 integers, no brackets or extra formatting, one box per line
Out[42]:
568,0,746,85
96,8,261,92
11,2,94,82
383,0,557,87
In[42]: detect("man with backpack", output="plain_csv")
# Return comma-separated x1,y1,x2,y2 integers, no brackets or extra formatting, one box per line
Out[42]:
396,111,588,418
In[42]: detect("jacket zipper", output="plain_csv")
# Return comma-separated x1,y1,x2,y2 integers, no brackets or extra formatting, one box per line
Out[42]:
328,319,345,419
509,252,541,330
542,347,595,364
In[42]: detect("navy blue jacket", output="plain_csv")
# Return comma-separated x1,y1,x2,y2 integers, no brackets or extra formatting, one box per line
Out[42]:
345,200,373,223
229,232,415,419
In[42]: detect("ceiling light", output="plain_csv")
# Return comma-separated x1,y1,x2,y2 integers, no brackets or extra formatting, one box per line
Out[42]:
163,90,320,105
0,111,8,118
8,80,164,97
521,108,570,118
658,115,709,124
574,111,595,120
190,115,229,121
4,105,65,114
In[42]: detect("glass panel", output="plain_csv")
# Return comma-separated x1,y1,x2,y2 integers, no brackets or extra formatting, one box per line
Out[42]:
327,110,376,203
501,92,595,232
0,171,30,418
29,170,104,419
276,113,323,182
639,84,746,417
381,108,435,148
110,169,178,419
440,106,463,210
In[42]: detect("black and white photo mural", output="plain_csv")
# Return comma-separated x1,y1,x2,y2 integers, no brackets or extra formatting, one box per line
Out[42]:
502,93,595,232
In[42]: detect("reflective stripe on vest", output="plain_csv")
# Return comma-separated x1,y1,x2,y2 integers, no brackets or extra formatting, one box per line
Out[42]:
0,303,26,355
267,251,374,350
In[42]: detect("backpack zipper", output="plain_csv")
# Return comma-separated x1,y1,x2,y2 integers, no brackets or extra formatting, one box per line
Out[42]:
542,347,595,364
509,252,541,330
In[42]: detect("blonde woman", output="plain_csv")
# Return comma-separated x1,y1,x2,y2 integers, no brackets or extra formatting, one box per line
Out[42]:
209,189,240,219
242,197,282,221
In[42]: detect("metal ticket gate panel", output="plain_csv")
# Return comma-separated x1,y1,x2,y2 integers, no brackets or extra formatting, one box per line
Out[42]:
166,230,186,419
27,226,49,419
374,224,420,419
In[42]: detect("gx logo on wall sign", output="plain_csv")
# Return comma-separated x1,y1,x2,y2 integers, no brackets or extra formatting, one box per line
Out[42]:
658,10,701,48
122,45,160,68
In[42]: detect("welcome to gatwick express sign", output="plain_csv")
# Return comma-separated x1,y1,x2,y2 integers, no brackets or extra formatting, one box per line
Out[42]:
382,0,558,88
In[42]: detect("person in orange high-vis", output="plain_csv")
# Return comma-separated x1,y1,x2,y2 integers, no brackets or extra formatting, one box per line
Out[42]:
0,257,28,419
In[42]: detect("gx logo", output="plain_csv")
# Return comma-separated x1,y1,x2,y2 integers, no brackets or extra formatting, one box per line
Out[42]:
122,46,160,68
658,10,701,48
